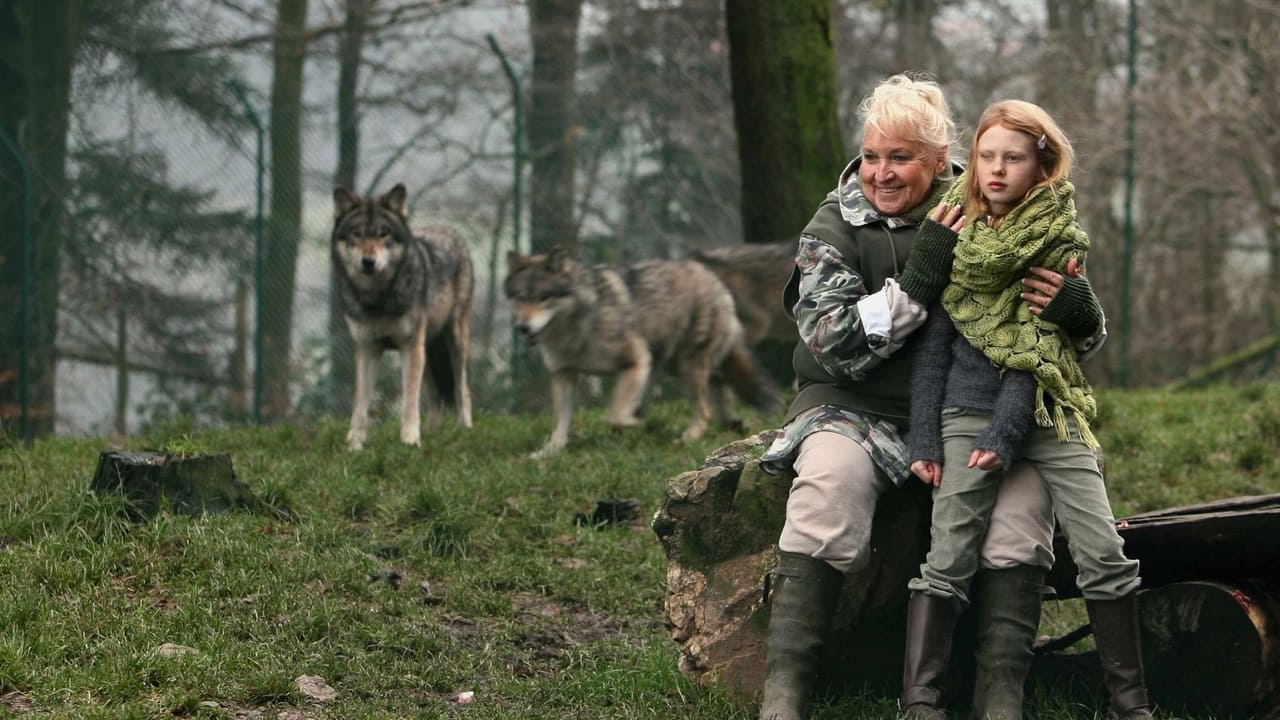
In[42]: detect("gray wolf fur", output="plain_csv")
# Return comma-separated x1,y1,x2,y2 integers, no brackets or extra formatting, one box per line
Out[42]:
332,183,474,450
691,240,799,348
504,247,780,457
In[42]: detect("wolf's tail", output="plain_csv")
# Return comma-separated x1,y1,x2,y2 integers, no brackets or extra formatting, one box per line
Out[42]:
426,334,456,406
718,342,783,412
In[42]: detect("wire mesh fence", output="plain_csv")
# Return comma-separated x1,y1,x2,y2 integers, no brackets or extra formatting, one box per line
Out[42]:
4,0,1279,441
3,60,524,439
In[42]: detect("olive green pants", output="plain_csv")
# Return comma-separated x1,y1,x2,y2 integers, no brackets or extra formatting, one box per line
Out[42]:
909,411,1140,605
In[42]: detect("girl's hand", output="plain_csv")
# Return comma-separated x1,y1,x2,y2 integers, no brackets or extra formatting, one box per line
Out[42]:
928,202,966,232
1022,257,1082,315
911,460,943,487
968,449,1003,471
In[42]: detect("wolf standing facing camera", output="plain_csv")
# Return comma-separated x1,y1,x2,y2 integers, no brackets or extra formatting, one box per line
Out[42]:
504,247,780,458
332,183,474,451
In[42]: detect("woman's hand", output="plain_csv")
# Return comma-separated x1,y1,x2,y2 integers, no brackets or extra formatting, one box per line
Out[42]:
928,202,966,232
1022,256,1081,315
911,459,943,487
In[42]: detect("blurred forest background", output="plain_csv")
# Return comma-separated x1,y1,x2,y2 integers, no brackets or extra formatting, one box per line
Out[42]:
1,0,1277,439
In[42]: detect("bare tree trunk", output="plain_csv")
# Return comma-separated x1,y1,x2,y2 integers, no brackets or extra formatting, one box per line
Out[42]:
1038,0,1101,122
527,0,583,255
261,0,309,421
229,280,250,417
0,0,85,438
114,300,127,437
725,0,844,246
328,0,369,416
893,0,941,73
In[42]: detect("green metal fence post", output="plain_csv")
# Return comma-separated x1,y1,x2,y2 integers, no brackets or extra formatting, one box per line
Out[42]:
0,129,33,440
228,80,266,423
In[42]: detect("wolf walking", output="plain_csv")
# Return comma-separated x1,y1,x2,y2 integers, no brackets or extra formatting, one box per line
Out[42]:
504,247,780,457
332,183,474,450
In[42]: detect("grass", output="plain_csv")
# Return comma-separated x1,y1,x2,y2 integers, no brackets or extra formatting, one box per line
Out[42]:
1,381,1277,719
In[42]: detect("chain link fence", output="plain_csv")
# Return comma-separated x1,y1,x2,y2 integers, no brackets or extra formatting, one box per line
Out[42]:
3,65,522,439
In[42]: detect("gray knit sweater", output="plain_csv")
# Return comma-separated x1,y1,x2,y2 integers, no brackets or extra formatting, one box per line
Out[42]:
907,303,1038,469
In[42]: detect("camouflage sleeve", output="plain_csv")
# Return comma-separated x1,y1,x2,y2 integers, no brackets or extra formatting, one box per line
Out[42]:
792,234,900,381
1073,311,1107,362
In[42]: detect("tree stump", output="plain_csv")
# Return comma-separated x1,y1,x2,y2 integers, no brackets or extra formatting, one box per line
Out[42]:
651,431,933,702
90,450,279,521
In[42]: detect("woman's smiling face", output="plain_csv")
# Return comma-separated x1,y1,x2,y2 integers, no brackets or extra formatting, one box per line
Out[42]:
857,125,946,217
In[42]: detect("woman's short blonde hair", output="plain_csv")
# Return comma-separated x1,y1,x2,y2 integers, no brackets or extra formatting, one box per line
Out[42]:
857,73,958,157
959,99,1076,219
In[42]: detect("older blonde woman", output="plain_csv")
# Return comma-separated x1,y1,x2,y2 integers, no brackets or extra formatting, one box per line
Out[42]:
757,75,1107,720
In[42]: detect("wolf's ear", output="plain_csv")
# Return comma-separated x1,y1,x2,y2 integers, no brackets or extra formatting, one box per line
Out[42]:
507,250,526,270
333,187,360,218
546,245,567,271
380,184,408,219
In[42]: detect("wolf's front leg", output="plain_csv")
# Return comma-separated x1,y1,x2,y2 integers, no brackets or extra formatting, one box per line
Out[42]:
451,316,474,429
533,369,577,459
607,337,651,429
347,343,379,451
400,323,428,446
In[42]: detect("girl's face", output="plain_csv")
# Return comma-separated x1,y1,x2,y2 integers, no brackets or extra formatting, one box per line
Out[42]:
975,124,1041,217
858,126,946,217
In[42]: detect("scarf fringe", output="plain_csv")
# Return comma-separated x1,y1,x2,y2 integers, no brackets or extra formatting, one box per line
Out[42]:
1075,409,1101,450
1034,386,1101,449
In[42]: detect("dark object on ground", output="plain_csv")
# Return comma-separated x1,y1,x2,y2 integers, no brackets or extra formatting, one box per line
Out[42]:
90,450,291,521
575,498,641,527
654,433,1280,717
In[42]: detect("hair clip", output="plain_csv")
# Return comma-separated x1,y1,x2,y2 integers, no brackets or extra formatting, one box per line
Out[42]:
1037,134,1048,150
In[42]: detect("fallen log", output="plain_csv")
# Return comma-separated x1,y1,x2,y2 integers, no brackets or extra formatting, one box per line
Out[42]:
655,435,1280,716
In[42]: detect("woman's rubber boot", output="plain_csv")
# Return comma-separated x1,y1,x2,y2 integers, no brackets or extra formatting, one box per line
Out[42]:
899,591,961,720
758,552,843,720
1086,594,1156,719
970,565,1045,720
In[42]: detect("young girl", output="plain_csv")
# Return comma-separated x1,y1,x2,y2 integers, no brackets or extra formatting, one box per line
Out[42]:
898,100,1155,720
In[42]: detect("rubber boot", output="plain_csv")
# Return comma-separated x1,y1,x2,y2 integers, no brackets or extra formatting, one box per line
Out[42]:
1086,594,1155,719
970,565,1045,720
759,552,843,720
900,591,962,720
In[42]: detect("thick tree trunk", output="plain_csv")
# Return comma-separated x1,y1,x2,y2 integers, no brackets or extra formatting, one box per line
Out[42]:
261,0,310,421
527,0,583,255
725,0,844,246
328,0,369,417
0,0,84,438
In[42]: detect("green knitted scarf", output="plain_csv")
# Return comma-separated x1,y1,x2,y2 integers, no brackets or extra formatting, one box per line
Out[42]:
939,174,1099,447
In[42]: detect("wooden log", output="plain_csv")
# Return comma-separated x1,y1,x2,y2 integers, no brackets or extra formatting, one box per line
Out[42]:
652,431,933,701
1138,581,1280,717
657,436,1280,715
1046,494,1280,599
90,450,281,520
